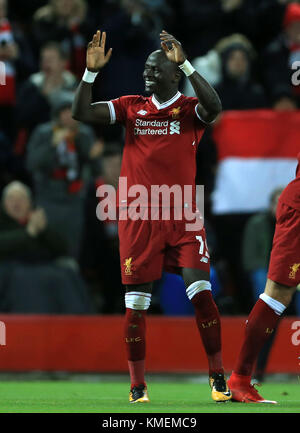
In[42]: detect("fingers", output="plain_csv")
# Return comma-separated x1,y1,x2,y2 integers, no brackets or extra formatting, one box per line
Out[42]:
91,32,98,47
105,47,113,61
89,35,97,49
160,30,174,40
96,30,101,46
88,30,112,63
90,30,101,48
159,30,181,47
160,36,181,48
100,31,106,48
160,41,169,52
89,30,110,50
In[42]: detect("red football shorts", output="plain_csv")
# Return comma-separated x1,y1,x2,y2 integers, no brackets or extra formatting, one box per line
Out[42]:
118,208,210,285
268,201,300,287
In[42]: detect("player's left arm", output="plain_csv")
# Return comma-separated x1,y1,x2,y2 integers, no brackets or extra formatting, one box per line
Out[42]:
160,30,222,123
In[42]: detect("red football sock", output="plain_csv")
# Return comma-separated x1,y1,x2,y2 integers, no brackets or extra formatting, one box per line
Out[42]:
234,298,281,377
124,308,147,388
128,360,145,389
191,290,224,376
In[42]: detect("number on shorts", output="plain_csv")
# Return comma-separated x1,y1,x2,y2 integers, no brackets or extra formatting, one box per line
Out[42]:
195,235,210,257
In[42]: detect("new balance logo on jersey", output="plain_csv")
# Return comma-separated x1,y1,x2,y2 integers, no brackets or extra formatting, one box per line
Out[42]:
170,121,180,135
137,110,147,115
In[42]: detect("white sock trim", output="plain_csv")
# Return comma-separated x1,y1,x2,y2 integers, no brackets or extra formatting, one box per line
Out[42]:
82,68,99,83
186,280,211,300
259,293,286,316
125,291,152,310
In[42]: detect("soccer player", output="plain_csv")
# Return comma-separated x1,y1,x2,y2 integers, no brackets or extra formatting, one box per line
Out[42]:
72,29,231,403
228,154,300,403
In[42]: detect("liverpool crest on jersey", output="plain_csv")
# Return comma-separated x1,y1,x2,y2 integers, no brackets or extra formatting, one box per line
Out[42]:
124,257,133,275
289,263,300,280
169,106,181,119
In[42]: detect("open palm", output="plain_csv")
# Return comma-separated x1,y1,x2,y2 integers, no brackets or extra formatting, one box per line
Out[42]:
87,30,112,72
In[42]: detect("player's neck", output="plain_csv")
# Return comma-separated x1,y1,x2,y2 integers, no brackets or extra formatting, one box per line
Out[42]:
153,88,179,104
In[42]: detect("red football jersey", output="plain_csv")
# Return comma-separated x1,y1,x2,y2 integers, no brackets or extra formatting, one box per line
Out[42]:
106,92,207,208
279,152,300,211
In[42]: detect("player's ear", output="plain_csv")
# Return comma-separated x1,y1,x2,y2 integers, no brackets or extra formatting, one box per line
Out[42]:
173,68,182,83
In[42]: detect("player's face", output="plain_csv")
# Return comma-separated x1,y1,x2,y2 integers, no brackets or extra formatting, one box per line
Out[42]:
143,52,176,94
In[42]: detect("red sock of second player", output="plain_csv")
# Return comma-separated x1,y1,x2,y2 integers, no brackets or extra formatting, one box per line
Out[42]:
234,298,281,377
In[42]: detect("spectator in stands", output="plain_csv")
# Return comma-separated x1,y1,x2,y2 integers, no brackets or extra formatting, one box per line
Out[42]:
0,0,19,139
0,130,14,190
192,34,267,228
32,0,94,79
120,0,174,38
180,0,286,59
0,181,93,313
262,2,300,107
0,181,67,261
243,187,284,302
183,35,239,96
80,145,123,313
204,35,267,309
215,34,267,110
91,0,158,102
26,93,102,259
15,41,77,151
242,186,300,381
183,33,266,100
224,0,289,50
180,0,243,59
272,83,298,110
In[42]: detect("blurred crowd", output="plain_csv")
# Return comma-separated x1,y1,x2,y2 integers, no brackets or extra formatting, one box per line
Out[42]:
0,0,300,316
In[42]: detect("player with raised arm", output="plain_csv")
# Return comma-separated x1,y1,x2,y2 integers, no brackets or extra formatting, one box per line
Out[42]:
72,30,232,404
228,154,300,403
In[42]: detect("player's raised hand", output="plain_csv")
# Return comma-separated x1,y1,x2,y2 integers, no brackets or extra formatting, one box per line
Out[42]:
86,30,112,72
160,30,186,64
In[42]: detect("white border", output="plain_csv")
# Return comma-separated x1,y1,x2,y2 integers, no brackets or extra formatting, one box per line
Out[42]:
151,91,181,110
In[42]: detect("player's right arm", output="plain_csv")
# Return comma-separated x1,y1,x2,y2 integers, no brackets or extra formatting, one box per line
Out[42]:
72,30,113,125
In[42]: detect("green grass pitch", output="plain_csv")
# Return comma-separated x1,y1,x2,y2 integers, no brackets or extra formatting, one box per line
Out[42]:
0,381,299,413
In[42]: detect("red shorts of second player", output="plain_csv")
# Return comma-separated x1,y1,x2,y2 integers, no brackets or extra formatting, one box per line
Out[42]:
268,201,300,287
118,208,210,285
